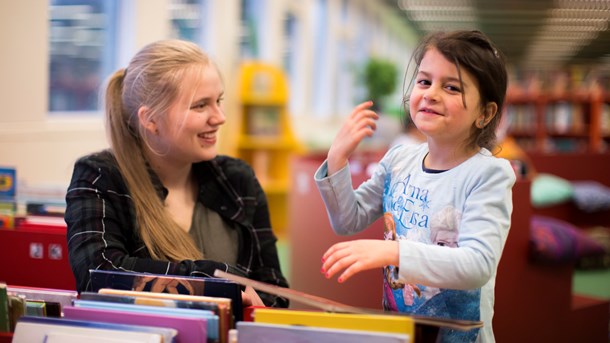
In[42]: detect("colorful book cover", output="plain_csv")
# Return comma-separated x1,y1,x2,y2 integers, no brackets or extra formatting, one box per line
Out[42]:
8,294,25,332
64,305,209,343
24,300,46,317
236,321,410,343
7,285,78,313
89,269,243,322
0,283,9,332
97,288,232,343
0,167,16,199
12,316,175,343
253,308,414,338
0,200,15,229
43,331,153,343
79,291,221,314
71,299,217,342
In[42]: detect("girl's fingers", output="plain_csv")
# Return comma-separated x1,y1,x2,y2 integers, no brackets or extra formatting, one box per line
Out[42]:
321,243,359,279
350,101,374,117
324,253,355,280
338,259,364,283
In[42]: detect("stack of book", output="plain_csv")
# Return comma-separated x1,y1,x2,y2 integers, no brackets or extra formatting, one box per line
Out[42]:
0,283,78,339
7,270,243,343
4,269,484,342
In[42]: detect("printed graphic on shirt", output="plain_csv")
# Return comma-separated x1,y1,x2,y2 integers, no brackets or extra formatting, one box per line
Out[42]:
381,170,481,332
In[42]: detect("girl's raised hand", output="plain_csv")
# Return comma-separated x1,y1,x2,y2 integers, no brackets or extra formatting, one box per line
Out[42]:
321,239,399,283
327,101,379,175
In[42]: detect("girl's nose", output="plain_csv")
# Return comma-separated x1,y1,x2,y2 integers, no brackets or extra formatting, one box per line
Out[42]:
423,86,439,102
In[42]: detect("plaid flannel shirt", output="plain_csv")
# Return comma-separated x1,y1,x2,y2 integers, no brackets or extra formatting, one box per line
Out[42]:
65,150,289,307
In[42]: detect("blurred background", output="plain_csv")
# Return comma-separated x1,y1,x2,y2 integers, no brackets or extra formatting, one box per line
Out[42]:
1,0,610,186
1,3,610,341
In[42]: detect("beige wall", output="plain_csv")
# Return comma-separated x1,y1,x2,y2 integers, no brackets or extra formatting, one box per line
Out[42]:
0,0,415,191
0,0,241,190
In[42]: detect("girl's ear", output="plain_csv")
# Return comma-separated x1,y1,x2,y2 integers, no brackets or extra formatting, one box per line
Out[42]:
137,106,157,134
477,102,498,128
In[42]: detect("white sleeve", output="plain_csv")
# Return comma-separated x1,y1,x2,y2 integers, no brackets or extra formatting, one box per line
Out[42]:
314,157,387,236
397,159,516,289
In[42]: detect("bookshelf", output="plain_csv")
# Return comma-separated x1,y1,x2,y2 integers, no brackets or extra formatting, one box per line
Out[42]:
235,62,301,238
505,89,609,154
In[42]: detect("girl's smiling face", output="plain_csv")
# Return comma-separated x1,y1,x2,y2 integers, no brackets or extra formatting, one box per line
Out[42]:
147,64,226,165
409,47,487,149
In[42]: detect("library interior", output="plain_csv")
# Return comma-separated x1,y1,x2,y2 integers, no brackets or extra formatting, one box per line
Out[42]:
1,1,610,342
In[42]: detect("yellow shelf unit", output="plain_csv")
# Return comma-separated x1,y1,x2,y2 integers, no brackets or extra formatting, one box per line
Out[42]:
236,61,300,238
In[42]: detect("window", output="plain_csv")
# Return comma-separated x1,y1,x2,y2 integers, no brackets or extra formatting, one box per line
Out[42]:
170,0,205,44
239,0,262,59
312,0,331,118
48,0,119,113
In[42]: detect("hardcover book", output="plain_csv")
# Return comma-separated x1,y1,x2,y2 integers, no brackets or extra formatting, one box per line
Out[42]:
71,299,217,342
6,285,78,312
12,315,176,343
79,291,221,314
253,308,415,338
64,305,210,343
89,269,243,322
0,283,9,332
96,288,232,343
236,321,410,343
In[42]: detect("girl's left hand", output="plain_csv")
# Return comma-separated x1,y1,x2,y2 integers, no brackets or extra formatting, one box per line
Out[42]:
321,239,399,283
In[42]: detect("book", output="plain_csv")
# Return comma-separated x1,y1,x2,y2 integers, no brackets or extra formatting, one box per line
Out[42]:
24,300,46,317
79,291,221,314
236,321,410,343
7,285,78,313
12,315,175,343
97,288,232,343
253,308,414,338
214,269,484,332
89,269,244,322
23,299,60,318
0,167,16,199
7,294,25,332
25,202,66,217
64,305,210,343
0,283,9,332
71,299,217,342
0,200,16,229
43,331,152,343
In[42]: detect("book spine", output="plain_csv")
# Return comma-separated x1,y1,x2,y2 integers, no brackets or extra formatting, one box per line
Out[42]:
7,295,25,332
0,283,10,332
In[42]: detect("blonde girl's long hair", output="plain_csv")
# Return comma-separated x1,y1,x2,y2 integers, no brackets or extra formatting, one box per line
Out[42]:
104,39,207,261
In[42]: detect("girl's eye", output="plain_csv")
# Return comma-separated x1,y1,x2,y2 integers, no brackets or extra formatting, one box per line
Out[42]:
217,97,224,105
446,85,461,92
191,103,207,110
416,79,430,86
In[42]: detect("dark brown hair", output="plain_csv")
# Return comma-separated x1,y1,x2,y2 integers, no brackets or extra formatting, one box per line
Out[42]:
404,30,508,151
